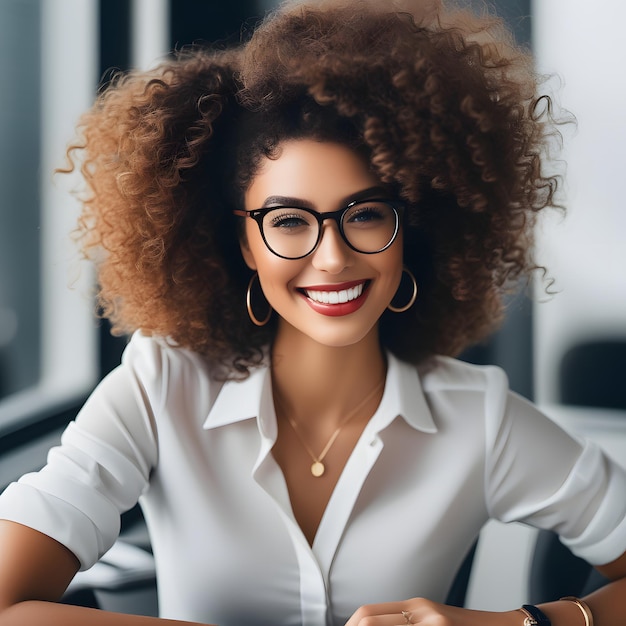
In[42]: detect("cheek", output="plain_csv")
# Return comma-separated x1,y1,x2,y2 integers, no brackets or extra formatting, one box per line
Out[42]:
248,241,300,297
258,262,304,306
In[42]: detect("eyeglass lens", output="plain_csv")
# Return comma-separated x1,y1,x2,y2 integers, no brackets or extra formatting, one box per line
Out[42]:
261,201,398,258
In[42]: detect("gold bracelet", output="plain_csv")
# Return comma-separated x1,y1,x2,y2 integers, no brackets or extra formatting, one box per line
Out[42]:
559,597,593,626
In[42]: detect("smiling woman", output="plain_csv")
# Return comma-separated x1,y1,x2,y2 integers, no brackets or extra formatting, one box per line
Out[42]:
238,139,404,350
0,1,625,626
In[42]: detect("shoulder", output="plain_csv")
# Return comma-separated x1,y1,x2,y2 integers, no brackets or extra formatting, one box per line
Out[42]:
417,355,509,395
123,331,213,376
120,331,226,421
122,331,224,390
412,355,512,433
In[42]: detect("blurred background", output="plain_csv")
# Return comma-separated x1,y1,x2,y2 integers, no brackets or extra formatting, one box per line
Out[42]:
0,0,624,614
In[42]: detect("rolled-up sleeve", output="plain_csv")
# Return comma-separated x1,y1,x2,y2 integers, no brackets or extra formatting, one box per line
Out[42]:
486,389,626,566
558,443,626,564
0,333,159,570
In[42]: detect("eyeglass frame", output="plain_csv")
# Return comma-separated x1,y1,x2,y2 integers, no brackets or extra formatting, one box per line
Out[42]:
233,198,405,260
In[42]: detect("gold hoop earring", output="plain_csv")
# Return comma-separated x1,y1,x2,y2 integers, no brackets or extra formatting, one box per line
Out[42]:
387,267,418,313
246,272,272,326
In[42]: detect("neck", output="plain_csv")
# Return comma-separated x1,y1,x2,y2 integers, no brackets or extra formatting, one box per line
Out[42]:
271,323,386,431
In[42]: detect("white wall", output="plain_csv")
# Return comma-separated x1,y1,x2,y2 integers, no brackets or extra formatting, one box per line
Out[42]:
532,0,626,404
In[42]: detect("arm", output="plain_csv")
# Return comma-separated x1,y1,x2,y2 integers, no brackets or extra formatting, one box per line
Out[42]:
578,551,626,625
0,521,210,626
346,553,626,626
345,551,626,625
525,550,626,626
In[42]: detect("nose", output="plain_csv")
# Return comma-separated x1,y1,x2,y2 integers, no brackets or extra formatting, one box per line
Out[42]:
310,220,352,274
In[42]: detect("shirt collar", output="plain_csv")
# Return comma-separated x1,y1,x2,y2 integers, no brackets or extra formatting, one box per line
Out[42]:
203,365,277,439
203,351,437,436
368,351,438,435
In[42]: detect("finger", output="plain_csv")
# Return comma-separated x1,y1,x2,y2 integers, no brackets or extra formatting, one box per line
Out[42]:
355,614,413,626
346,606,416,626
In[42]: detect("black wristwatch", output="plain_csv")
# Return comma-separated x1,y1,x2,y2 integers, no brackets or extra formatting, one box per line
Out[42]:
519,605,551,626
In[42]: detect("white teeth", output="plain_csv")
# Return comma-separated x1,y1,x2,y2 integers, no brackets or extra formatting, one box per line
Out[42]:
305,283,365,304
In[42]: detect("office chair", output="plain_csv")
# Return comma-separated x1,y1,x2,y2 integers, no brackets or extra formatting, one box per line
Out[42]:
559,339,626,410
528,530,609,603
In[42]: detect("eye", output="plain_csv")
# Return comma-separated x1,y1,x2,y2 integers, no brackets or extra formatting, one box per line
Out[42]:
266,208,314,231
345,202,392,226
349,208,384,222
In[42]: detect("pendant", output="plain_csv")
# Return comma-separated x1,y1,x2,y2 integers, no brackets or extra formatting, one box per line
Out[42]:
311,461,325,477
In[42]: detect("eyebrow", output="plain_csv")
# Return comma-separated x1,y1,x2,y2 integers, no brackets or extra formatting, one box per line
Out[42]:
261,196,314,209
260,186,391,210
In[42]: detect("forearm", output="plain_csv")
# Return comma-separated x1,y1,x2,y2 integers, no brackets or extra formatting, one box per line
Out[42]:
345,575,626,626
537,575,626,626
488,580,626,626
0,601,210,626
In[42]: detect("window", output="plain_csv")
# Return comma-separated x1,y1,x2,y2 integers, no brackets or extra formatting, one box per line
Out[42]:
0,0,43,403
0,0,99,436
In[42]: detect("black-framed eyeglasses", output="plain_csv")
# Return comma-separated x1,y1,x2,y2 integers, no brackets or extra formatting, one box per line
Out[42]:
234,199,404,260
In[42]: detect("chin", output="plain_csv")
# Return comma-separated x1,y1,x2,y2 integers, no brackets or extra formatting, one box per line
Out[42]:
275,302,384,351
300,322,380,351
313,335,368,349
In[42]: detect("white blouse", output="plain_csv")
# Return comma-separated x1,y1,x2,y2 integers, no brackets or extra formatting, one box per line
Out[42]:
1,331,626,626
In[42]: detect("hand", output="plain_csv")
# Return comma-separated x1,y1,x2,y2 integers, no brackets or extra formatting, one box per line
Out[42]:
345,598,523,626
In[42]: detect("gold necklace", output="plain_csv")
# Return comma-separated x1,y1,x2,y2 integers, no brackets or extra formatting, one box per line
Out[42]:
277,377,385,477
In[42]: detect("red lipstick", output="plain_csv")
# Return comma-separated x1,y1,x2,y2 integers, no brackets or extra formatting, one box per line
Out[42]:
299,280,370,317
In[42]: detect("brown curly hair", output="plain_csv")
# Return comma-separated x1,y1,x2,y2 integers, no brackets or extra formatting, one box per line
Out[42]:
68,0,561,376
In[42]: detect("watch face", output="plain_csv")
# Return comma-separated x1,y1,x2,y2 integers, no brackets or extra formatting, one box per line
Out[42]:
523,619,538,626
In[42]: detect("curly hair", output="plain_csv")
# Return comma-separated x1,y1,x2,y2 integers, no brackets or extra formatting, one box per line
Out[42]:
68,0,561,376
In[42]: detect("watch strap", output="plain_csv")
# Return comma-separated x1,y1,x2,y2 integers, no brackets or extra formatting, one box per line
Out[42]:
519,605,551,626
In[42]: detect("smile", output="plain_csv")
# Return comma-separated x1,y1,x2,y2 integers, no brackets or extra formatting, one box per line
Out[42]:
298,280,370,317
304,282,365,304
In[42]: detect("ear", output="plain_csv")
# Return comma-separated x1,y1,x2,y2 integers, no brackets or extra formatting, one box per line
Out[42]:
238,232,257,270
